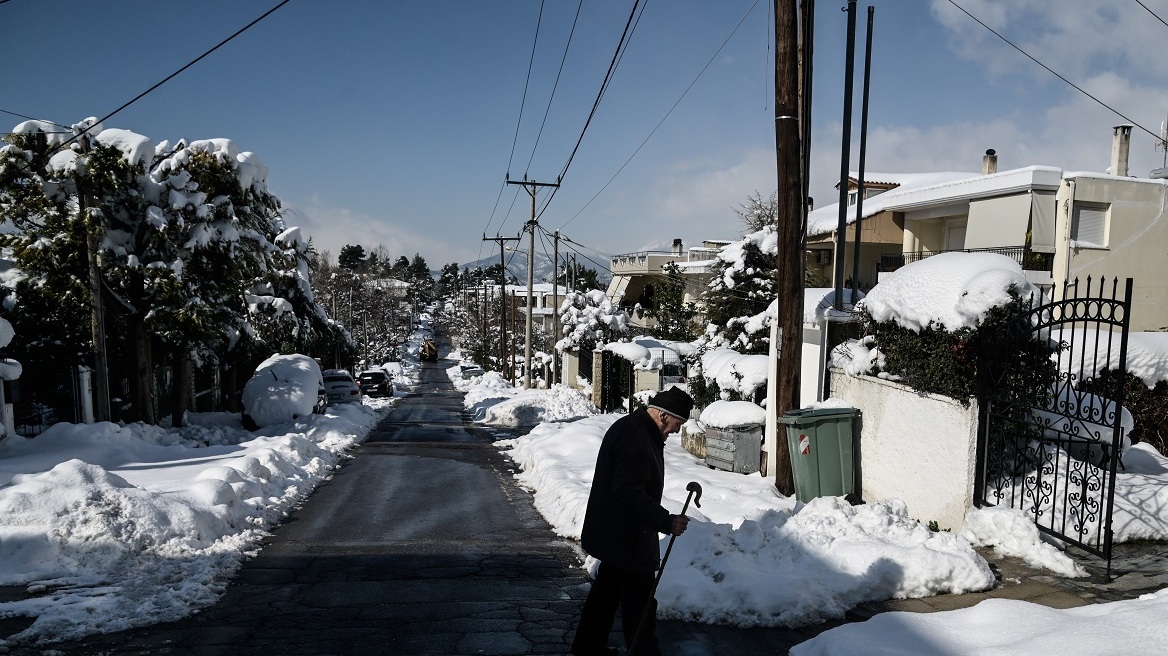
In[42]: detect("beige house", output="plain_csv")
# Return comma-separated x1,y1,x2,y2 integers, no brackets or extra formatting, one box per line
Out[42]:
1052,169,1168,331
806,126,1168,330
606,238,727,332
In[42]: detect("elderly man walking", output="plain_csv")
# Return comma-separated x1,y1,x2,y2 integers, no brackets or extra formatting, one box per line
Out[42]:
570,387,695,656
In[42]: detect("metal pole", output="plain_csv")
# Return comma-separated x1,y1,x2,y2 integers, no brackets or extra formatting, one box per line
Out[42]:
832,0,857,311
850,6,874,300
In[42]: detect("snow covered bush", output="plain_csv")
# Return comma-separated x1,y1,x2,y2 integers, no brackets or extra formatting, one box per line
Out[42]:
835,253,1057,405
556,289,630,353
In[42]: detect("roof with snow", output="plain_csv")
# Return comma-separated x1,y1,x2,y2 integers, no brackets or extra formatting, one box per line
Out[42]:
806,168,1068,237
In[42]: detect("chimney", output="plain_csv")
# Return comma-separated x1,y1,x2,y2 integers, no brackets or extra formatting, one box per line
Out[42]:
806,196,814,212
982,149,998,175
1111,124,1132,177
671,238,683,256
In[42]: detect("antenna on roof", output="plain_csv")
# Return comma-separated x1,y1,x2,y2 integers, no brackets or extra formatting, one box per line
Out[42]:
1158,115,1168,168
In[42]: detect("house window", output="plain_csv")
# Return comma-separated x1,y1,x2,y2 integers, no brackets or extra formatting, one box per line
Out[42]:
1071,204,1109,248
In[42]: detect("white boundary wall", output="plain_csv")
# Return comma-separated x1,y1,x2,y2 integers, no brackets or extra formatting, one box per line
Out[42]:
830,371,979,530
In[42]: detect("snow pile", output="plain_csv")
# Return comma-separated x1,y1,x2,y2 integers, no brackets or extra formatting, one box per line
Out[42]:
858,252,1040,331
700,400,766,429
240,353,324,427
604,341,652,367
700,348,770,400
0,401,385,645
481,384,599,427
497,414,998,629
790,588,1168,656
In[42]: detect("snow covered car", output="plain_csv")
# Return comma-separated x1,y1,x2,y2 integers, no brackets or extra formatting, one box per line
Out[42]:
241,354,327,430
357,369,393,398
323,369,362,404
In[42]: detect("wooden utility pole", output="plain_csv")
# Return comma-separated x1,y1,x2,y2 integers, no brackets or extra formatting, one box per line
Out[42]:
76,138,111,423
506,176,559,389
482,233,519,374
772,0,809,495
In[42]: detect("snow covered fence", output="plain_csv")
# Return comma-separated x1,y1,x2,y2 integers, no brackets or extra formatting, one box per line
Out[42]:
830,371,979,530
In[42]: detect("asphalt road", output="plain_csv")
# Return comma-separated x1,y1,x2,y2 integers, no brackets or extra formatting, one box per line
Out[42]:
27,348,818,655
24,354,589,656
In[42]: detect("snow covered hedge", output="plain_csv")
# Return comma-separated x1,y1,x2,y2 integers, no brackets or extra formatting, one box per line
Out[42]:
834,253,1055,404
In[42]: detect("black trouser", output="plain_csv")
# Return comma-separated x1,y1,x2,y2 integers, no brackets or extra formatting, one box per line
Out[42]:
571,561,659,656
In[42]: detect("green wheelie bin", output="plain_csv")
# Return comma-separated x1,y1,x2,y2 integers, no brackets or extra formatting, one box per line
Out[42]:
779,407,860,503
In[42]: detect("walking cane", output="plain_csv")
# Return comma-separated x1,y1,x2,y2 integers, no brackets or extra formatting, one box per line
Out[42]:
628,481,702,656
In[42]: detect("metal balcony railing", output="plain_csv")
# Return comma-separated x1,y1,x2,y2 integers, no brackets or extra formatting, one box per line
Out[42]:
878,246,1055,273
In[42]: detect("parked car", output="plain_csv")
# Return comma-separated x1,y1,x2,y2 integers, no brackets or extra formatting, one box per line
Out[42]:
357,369,394,398
322,369,362,404
241,354,327,430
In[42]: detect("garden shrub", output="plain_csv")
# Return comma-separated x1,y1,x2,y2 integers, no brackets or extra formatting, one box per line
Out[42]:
1080,369,1168,455
857,294,1058,411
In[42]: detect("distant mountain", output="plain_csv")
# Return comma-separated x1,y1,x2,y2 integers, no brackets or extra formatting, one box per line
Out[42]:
460,249,611,286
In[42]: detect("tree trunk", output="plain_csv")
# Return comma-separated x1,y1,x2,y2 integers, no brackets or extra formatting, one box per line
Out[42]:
170,347,190,428
130,314,156,424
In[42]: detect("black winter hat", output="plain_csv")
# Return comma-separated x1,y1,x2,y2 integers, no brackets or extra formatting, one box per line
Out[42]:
647,387,694,420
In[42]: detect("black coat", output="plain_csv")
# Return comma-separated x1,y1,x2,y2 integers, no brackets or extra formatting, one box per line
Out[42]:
580,409,673,572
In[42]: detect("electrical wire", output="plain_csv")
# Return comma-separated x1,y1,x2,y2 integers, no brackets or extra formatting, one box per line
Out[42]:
506,0,546,179
0,109,71,132
484,1,546,246
525,0,584,173
947,0,1160,143
533,0,646,217
551,226,779,306
554,0,764,229
1133,0,1168,29
47,0,293,156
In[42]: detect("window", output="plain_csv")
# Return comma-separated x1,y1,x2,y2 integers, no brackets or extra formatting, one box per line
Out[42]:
1071,204,1109,248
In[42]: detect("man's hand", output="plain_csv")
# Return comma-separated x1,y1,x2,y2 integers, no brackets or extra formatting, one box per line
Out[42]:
669,514,689,536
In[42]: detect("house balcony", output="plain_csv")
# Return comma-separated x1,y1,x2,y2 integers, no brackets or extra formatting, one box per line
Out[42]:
877,246,1055,274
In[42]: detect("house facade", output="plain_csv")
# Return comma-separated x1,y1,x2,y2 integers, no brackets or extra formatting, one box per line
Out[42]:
806,126,1168,331
606,238,726,332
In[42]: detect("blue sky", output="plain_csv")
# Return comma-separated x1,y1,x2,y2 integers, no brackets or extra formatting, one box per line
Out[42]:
5,0,1168,272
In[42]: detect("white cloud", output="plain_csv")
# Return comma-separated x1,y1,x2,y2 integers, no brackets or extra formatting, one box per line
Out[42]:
282,200,477,265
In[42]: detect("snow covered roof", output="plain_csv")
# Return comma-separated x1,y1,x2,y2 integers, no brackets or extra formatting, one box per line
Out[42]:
807,167,1064,237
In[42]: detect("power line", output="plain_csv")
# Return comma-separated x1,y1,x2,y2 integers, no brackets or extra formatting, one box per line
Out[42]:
552,227,776,306
947,0,1160,143
506,0,546,178
555,0,764,230
0,109,70,131
534,0,647,217
49,0,293,156
484,1,546,245
525,0,584,174
1133,0,1168,29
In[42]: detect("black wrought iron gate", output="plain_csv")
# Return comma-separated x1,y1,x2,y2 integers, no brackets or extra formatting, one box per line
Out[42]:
597,350,633,413
976,277,1132,570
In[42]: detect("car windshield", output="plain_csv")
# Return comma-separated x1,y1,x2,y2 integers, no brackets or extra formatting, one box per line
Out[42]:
360,373,387,382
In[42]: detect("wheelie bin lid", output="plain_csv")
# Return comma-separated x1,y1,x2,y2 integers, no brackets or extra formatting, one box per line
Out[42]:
778,406,859,423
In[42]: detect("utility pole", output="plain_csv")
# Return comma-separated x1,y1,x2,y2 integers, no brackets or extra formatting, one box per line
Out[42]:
76,137,111,423
552,230,560,385
772,0,810,496
506,176,560,389
482,233,519,375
